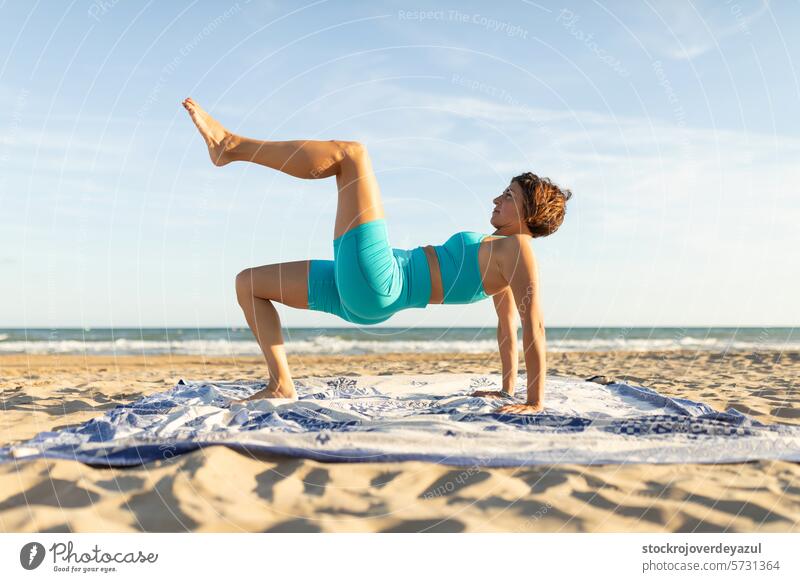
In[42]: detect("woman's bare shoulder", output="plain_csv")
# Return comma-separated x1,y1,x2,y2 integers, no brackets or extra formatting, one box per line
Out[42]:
486,234,535,258
480,235,537,296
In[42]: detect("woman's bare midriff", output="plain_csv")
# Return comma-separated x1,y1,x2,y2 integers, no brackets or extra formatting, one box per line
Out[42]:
423,246,444,304
423,236,505,305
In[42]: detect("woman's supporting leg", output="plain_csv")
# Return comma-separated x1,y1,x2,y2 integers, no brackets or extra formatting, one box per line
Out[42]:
182,97,385,239
234,260,311,400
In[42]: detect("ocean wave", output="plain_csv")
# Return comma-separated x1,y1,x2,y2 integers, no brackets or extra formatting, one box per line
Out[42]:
0,336,798,355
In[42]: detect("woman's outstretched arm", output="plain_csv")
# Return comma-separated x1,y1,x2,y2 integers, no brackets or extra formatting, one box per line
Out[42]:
496,288,520,395
469,288,518,400
497,236,546,413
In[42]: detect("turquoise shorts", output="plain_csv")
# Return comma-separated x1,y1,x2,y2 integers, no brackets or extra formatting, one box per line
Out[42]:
307,219,432,324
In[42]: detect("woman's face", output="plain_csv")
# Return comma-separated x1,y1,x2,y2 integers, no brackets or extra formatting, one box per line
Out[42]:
491,181,527,231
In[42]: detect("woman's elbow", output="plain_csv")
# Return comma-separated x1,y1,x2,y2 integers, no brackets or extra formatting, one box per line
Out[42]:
497,318,518,335
522,317,545,337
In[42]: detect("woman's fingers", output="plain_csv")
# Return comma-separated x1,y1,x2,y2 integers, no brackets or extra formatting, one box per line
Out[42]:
496,403,543,415
471,390,511,398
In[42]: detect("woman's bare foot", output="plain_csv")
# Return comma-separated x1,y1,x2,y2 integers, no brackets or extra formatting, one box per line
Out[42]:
181,97,237,166
233,378,297,403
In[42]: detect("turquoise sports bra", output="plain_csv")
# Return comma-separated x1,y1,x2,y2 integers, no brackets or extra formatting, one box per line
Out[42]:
432,231,507,304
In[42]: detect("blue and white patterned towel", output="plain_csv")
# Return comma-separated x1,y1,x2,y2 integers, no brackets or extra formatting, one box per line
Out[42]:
1,373,798,467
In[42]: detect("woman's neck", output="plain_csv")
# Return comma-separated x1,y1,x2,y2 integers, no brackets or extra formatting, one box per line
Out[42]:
492,226,531,236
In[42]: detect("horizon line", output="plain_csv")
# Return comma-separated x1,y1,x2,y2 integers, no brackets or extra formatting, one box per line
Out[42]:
2,325,797,330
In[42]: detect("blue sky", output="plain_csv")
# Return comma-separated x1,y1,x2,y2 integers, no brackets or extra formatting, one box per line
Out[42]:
1,0,798,328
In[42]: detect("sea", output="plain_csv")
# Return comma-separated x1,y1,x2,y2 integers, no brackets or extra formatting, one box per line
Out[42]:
0,327,796,356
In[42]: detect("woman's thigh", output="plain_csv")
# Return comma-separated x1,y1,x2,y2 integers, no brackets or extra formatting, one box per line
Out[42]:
235,260,310,309
333,142,386,240
236,258,393,324
308,259,391,324
334,219,399,298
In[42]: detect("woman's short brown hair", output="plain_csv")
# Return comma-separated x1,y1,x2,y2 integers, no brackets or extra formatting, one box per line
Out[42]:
512,172,573,238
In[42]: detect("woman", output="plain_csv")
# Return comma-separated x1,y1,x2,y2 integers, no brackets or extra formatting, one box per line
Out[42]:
181,98,572,414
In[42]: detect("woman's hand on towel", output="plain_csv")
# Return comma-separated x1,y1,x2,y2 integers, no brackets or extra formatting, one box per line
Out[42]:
495,402,544,415
471,390,515,399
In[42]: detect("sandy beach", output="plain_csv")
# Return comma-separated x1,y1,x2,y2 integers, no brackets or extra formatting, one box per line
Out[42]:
0,350,798,533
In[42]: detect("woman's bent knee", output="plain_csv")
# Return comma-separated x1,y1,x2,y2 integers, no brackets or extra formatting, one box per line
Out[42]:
332,140,366,165
235,268,254,300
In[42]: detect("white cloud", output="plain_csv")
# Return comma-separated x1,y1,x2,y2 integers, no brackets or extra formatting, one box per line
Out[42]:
642,0,772,60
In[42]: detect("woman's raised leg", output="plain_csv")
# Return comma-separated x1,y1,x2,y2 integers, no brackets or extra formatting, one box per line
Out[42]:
182,97,385,238
182,97,391,397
